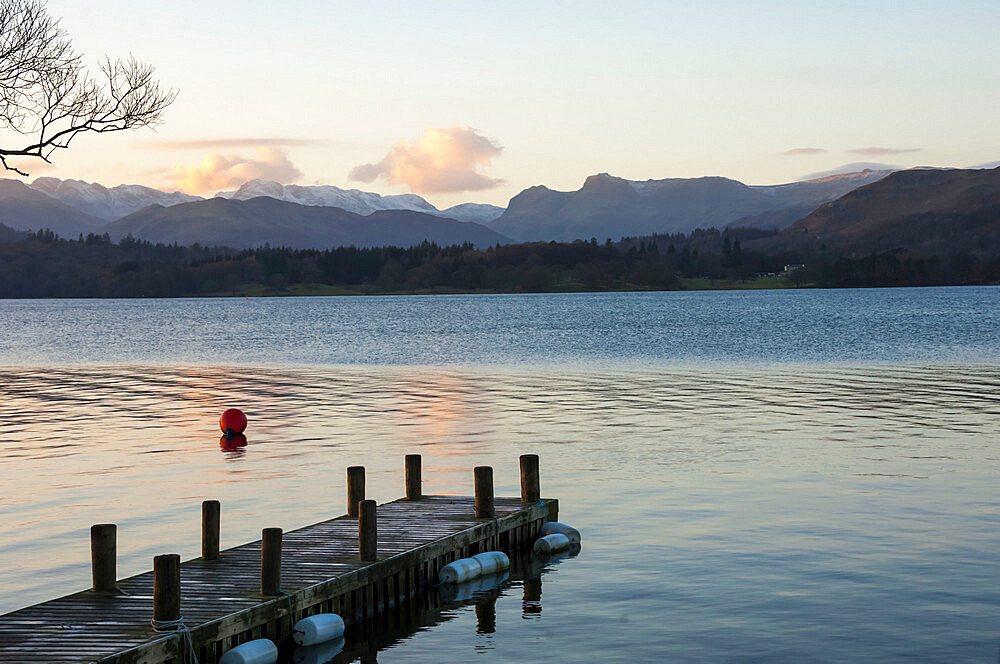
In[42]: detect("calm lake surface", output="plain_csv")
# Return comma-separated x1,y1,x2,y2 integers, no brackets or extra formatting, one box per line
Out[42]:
1,287,998,662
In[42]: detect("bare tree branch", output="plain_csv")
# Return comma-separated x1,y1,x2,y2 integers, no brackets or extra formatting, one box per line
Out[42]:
0,0,176,175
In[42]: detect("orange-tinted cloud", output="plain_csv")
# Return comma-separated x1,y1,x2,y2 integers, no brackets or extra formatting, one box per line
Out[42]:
780,147,826,156
169,147,302,194
350,126,503,194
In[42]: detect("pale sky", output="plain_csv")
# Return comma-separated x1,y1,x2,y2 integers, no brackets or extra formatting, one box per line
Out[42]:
7,0,1000,207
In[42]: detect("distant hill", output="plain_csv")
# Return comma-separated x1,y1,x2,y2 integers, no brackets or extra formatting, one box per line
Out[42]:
105,196,512,249
0,179,106,237
437,202,506,224
217,179,505,224
18,177,506,225
29,177,201,221
757,167,1000,255
0,222,28,243
733,169,895,229
489,170,891,241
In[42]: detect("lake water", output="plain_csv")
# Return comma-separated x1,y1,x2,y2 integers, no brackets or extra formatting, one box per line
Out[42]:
0,287,998,662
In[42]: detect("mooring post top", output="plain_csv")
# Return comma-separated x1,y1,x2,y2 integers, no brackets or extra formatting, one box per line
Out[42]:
203,499,220,506
262,527,283,537
520,454,541,502
405,454,422,500
348,466,367,516
358,499,377,561
91,523,116,531
154,553,180,563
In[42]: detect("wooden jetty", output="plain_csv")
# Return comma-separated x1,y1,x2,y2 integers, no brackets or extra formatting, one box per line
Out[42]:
0,454,557,664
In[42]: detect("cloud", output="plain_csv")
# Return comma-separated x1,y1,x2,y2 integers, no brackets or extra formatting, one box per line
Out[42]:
3,158,55,176
801,162,899,180
350,126,504,194
169,147,302,194
147,137,321,150
780,148,826,156
847,146,921,156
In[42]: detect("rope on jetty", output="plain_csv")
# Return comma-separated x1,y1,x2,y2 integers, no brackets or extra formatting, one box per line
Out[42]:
276,590,299,642
150,616,199,664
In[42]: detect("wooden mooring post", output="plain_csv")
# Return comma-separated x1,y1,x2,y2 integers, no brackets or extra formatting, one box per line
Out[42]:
405,454,422,500
202,500,220,560
359,499,378,561
152,554,181,628
475,466,494,518
0,456,560,664
520,454,540,503
347,465,366,517
261,528,283,596
90,524,117,593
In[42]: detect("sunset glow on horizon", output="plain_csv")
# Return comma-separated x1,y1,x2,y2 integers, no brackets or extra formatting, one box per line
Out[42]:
5,0,999,207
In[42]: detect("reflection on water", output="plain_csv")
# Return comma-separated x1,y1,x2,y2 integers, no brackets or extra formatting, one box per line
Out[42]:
0,364,999,661
1,288,999,367
301,548,571,664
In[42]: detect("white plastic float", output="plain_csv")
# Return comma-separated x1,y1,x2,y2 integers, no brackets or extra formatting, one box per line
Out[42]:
471,551,511,576
219,638,278,664
532,532,571,556
292,636,346,664
438,550,510,584
292,613,345,646
438,557,482,584
540,521,581,545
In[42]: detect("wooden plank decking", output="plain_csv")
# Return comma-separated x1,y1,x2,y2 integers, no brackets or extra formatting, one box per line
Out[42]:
0,495,557,664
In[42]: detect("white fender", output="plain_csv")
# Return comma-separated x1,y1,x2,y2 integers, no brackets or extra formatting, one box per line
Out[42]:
219,639,278,664
438,557,482,584
470,551,510,575
540,521,581,545
532,533,570,556
292,613,345,646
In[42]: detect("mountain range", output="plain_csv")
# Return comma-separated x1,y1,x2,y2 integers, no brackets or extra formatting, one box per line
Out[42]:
487,169,894,241
29,177,201,220
0,179,106,238
23,177,505,224
104,197,510,249
215,180,505,224
755,166,1000,256
0,176,511,248
0,166,997,253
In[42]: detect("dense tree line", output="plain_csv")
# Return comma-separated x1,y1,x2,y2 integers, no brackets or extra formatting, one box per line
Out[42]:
0,226,996,298
792,251,1000,288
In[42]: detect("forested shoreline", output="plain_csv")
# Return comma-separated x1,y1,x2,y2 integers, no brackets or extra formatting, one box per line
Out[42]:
0,227,997,298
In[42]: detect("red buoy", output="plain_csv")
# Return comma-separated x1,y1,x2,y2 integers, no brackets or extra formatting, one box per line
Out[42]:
219,408,247,436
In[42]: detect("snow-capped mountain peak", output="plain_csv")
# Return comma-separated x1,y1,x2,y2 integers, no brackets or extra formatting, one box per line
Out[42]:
215,180,504,223
215,180,439,215
29,177,202,220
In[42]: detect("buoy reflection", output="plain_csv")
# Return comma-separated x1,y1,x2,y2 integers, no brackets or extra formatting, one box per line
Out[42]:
219,433,248,453
291,636,345,664
438,571,509,603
